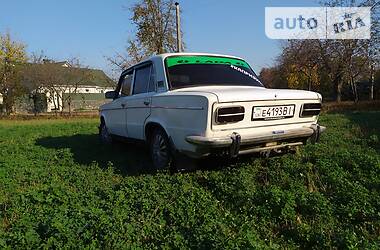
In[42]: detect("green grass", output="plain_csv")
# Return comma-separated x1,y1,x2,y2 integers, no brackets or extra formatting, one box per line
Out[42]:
0,112,379,249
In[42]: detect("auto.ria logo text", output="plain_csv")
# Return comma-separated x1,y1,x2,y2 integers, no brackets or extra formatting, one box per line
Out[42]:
265,7,371,39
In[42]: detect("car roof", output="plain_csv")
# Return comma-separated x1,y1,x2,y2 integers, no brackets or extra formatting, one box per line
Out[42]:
157,52,245,60
134,52,245,65
121,52,247,77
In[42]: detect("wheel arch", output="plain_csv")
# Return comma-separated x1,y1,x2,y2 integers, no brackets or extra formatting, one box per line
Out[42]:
100,115,106,124
145,121,169,142
99,110,108,126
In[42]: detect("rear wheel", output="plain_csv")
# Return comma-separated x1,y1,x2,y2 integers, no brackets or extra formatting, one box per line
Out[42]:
150,128,172,170
99,120,112,144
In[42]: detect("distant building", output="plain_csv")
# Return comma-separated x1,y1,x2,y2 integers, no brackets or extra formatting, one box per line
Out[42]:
45,84,114,112
41,62,115,112
14,61,115,113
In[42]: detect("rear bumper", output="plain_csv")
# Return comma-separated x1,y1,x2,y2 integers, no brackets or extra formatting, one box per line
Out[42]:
185,124,326,156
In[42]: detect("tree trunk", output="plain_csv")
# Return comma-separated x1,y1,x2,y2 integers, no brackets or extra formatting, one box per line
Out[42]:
5,101,12,115
349,76,358,103
68,101,71,116
370,64,374,101
33,95,38,116
353,79,358,103
354,83,358,103
52,93,58,116
335,79,343,102
308,77,312,91
4,93,14,115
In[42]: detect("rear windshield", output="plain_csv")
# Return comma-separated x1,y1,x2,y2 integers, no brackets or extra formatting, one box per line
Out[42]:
165,55,263,89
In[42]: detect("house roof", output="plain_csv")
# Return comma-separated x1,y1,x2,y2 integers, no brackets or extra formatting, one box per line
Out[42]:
73,68,115,87
22,62,115,88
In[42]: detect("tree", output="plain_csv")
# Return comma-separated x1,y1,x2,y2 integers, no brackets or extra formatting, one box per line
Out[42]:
274,0,380,102
23,55,93,115
0,32,27,114
58,58,94,115
23,55,65,114
259,66,288,89
279,40,321,91
107,0,184,71
368,0,380,100
23,51,49,114
317,0,380,101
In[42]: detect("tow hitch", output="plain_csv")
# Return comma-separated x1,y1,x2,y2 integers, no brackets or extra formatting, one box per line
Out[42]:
310,124,324,144
229,132,241,158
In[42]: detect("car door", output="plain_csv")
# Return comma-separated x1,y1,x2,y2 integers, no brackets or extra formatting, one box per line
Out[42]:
106,71,133,137
126,62,156,140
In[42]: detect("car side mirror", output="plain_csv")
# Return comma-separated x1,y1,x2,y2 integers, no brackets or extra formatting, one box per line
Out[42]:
105,91,117,99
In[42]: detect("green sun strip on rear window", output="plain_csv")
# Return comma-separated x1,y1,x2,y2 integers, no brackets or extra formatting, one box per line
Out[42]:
166,56,250,69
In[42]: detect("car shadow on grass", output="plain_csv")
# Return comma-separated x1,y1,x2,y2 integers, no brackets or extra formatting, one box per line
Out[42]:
35,134,156,176
35,133,263,176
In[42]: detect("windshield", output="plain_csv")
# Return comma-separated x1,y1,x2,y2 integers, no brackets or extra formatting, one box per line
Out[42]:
165,55,263,89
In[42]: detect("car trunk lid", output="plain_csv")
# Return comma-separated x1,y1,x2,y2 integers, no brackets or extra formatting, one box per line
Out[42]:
173,85,319,102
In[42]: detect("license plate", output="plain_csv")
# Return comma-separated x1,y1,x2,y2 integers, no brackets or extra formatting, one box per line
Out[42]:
252,105,295,120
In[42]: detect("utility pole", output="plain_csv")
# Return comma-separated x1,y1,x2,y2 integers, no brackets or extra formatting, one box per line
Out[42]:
175,2,182,53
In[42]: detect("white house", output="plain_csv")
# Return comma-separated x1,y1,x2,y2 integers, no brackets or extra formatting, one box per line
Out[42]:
44,84,114,112
22,61,115,113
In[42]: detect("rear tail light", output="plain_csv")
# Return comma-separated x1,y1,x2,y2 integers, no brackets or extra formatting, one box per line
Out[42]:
216,106,245,124
300,103,321,117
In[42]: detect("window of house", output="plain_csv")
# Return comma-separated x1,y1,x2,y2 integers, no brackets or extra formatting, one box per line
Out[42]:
133,64,155,95
121,74,133,96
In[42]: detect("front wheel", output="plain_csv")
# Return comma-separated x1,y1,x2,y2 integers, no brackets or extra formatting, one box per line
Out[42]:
150,128,172,170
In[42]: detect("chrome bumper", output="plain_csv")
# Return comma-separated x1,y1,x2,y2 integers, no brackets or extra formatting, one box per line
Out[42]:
185,124,326,157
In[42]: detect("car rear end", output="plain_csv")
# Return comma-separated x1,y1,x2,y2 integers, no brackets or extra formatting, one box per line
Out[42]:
186,97,325,157
162,53,325,157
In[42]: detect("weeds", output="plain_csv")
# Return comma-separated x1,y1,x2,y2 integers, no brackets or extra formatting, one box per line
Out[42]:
0,112,379,248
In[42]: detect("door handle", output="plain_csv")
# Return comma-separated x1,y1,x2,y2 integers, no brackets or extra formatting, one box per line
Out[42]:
121,103,126,108
143,101,150,106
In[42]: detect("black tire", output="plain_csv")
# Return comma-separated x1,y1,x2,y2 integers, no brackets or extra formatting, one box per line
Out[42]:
150,128,172,170
99,120,113,144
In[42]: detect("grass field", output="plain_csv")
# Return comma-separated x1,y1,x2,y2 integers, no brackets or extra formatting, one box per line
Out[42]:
0,112,379,249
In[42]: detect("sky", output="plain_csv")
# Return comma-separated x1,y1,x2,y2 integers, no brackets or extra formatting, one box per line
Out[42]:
0,0,320,76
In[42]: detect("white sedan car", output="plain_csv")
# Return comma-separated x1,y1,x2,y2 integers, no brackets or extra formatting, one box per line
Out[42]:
99,53,325,169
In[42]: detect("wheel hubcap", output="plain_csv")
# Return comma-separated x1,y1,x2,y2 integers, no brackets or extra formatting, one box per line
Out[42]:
101,125,110,142
152,134,168,167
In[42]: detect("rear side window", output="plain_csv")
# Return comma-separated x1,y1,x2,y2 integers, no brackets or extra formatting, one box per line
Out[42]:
148,66,156,92
133,64,155,94
121,74,133,96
